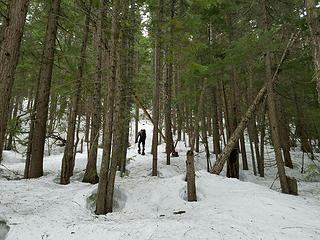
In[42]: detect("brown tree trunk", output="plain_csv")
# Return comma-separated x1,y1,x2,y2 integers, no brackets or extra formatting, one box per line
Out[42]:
240,133,248,170
260,101,267,173
275,94,293,168
201,103,211,172
105,0,129,213
82,1,102,184
248,66,263,175
120,0,136,175
211,84,221,159
96,0,119,215
226,70,239,179
0,0,29,162
164,0,175,165
29,0,60,178
60,0,92,184
263,0,289,194
186,150,197,202
151,0,163,176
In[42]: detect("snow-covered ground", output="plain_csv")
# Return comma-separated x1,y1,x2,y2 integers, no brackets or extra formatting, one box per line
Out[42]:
1,120,320,240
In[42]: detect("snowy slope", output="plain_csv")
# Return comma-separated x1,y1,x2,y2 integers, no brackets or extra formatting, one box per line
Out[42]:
1,121,320,240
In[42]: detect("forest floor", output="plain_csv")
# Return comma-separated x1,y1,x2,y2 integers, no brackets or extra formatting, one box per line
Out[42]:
1,120,320,240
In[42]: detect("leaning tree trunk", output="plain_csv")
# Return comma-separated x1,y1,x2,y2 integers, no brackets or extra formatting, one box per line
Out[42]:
0,0,30,162
60,0,92,185
82,0,103,184
305,0,320,107
263,0,289,194
210,29,300,175
29,0,60,178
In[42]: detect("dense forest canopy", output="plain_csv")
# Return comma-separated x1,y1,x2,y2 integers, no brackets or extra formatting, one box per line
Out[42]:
0,0,320,215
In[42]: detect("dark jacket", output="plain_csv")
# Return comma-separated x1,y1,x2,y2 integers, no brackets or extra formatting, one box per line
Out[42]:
135,129,146,143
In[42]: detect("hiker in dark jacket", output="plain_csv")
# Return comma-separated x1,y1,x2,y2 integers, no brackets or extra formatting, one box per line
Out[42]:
135,129,146,155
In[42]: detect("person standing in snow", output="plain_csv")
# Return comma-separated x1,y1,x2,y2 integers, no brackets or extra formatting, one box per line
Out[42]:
135,129,146,155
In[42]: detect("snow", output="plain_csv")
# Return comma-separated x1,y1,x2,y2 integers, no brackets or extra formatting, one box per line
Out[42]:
1,120,320,240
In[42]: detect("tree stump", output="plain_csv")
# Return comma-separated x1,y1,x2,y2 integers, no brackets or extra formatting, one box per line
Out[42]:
186,150,197,202
287,176,298,195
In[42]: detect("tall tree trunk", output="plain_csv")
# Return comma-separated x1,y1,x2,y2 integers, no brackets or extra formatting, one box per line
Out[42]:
305,0,320,107
263,0,289,194
105,0,129,213
120,0,136,175
82,0,102,184
29,0,60,178
248,65,263,175
164,0,175,165
96,0,119,215
226,70,239,179
152,0,163,176
61,0,92,184
0,0,29,162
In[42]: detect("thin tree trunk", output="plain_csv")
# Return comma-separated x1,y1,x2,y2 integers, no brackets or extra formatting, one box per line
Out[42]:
83,0,102,184
240,133,248,170
249,135,257,175
201,102,211,172
211,84,221,159
260,101,266,173
29,0,60,178
5,96,20,151
60,0,92,185
0,0,30,162
151,0,163,176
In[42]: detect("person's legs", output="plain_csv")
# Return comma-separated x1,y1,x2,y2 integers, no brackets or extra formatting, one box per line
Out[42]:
142,140,145,155
138,140,141,154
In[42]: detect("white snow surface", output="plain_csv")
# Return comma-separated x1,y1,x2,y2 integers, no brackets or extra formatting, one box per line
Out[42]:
1,121,320,240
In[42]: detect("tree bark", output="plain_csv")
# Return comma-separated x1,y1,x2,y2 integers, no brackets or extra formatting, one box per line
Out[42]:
275,94,293,168
96,0,119,215
82,0,102,184
211,84,221,159
263,0,289,194
29,0,60,178
0,0,30,162
151,0,163,176
186,150,197,202
105,0,129,213
61,0,92,184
